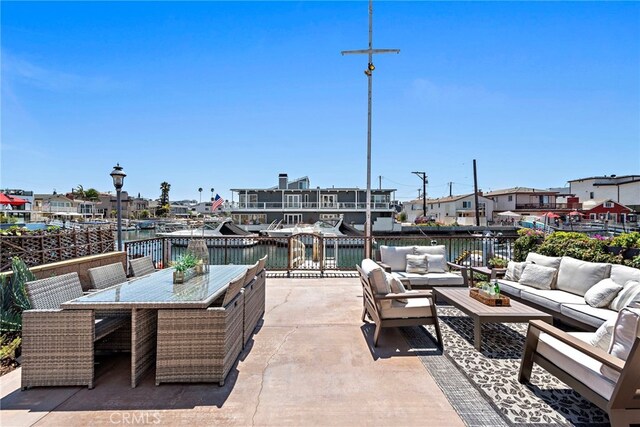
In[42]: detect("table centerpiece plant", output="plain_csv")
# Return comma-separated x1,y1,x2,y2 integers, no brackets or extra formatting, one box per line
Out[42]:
172,253,199,284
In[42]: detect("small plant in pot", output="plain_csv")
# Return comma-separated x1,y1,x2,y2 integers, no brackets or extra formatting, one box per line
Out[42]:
487,257,508,269
172,253,198,284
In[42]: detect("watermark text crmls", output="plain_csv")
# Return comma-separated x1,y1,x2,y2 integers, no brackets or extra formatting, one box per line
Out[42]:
109,411,161,425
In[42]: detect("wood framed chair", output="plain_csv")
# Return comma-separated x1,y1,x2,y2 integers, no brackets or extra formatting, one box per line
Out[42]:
519,313,640,427
88,262,128,290
22,272,128,389
129,256,156,277
356,260,442,347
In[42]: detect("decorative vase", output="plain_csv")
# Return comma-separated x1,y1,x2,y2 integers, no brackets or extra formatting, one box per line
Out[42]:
173,267,196,284
186,239,209,265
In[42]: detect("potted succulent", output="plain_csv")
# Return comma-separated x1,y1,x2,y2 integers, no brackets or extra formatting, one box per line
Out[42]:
610,232,640,259
172,253,198,284
487,257,508,269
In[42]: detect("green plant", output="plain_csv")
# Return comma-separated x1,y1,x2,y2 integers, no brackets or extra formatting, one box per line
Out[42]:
172,253,198,272
513,229,545,261
611,232,640,249
488,257,508,268
1,257,34,333
0,335,21,360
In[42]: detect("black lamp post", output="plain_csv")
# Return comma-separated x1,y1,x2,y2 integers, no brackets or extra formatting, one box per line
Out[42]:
110,163,126,251
412,171,427,218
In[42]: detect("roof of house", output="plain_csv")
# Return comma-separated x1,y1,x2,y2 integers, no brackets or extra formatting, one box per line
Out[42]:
483,187,558,196
581,199,633,211
406,193,490,204
568,175,640,183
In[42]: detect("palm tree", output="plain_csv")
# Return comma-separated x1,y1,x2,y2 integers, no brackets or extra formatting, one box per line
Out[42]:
198,188,203,204
160,182,171,206
74,185,85,199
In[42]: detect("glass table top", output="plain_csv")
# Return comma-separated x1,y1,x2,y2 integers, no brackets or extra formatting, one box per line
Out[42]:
61,265,249,309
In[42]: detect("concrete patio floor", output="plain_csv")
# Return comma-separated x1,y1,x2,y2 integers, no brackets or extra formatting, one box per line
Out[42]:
1,277,465,427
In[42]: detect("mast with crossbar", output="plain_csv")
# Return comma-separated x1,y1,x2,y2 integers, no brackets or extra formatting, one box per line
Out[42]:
342,0,400,259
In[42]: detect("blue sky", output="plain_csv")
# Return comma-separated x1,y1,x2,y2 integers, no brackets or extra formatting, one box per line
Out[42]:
2,1,639,202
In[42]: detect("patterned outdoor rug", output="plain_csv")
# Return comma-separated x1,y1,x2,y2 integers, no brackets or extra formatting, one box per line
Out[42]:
405,306,610,427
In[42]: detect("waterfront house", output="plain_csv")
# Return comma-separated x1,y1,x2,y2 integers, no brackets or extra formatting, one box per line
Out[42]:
403,193,494,225
484,187,564,218
0,189,34,222
33,193,96,221
569,174,640,212
582,199,636,223
229,173,397,231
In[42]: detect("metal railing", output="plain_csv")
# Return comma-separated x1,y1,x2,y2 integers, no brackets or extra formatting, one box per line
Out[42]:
124,234,517,274
229,202,393,210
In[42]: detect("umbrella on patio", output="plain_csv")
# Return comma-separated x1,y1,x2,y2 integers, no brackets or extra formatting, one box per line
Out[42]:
0,193,28,206
497,210,521,217
568,211,585,216
539,212,560,219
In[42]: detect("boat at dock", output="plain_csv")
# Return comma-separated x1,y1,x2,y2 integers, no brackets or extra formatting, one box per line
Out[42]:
158,219,258,247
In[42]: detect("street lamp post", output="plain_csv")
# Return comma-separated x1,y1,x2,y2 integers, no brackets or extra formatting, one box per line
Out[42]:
412,172,427,218
110,163,126,251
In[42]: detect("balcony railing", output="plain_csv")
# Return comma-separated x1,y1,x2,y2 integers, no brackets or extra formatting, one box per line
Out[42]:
514,203,574,210
231,202,392,210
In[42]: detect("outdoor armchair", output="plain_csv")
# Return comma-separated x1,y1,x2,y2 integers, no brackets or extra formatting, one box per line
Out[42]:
519,310,640,427
22,272,128,389
357,259,442,347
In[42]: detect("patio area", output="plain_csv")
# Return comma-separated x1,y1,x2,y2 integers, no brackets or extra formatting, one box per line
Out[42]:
1,276,468,427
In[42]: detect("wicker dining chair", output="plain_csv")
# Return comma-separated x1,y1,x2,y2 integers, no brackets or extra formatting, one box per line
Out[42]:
22,272,128,389
88,262,128,290
129,256,156,277
155,278,245,386
242,259,265,347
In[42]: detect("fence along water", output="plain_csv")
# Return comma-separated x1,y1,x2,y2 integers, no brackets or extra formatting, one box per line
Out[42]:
124,234,516,274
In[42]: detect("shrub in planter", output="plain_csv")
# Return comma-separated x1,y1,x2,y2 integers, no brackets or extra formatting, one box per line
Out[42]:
513,229,545,261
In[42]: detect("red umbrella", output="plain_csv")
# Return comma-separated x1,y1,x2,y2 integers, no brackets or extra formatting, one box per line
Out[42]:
540,212,560,219
568,211,585,216
0,193,28,206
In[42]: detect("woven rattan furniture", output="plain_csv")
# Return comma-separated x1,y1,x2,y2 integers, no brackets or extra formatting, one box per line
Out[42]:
357,261,442,347
129,256,155,277
434,287,552,351
88,262,128,290
242,258,266,347
21,272,127,389
155,273,247,386
62,265,250,387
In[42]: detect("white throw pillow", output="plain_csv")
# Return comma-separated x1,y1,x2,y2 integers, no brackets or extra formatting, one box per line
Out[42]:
505,261,528,281
406,254,428,274
609,280,640,311
601,308,640,381
386,272,408,303
589,318,615,352
379,245,415,271
519,263,557,290
584,278,623,308
525,253,562,270
426,254,447,273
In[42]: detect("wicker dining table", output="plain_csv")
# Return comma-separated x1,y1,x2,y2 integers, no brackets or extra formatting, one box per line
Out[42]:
61,265,249,387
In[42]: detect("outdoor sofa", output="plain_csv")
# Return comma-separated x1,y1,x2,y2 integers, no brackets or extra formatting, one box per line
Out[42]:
376,245,468,288
497,253,640,330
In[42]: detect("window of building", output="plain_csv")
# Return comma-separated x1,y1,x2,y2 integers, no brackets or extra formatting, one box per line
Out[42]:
286,194,301,208
604,201,614,208
284,213,302,224
508,195,513,202
462,201,471,208
589,192,594,199
321,194,336,208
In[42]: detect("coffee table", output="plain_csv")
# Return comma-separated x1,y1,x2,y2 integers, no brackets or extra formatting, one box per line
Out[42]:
433,287,552,351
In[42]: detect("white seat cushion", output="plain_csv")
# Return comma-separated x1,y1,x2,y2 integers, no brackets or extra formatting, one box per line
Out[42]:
556,256,611,296
496,279,529,298
521,288,585,312
537,331,615,400
391,272,464,287
560,304,618,329
379,246,415,272
380,297,434,320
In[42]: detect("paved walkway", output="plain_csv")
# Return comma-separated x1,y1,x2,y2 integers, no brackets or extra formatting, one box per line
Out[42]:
1,278,465,427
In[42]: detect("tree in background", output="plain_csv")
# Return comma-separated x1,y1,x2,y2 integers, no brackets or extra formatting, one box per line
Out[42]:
157,182,171,217
84,188,99,200
73,185,85,199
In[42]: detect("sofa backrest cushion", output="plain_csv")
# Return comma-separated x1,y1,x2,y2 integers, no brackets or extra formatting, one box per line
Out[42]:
379,246,415,272
386,272,408,303
556,256,611,296
361,259,390,294
406,254,428,274
584,278,623,308
610,264,640,287
426,254,447,273
525,253,561,270
610,280,640,312
414,245,446,258
601,307,640,381
519,263,557,290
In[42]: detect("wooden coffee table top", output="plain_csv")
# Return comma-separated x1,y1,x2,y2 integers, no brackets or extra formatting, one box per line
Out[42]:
434,287,552,319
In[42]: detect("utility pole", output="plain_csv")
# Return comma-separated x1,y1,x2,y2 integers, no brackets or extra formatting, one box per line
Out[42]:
417,189,422,199
379,175,382,190
473,159,480,227
448,182,453,197
412,171,427,218
342,0,400,259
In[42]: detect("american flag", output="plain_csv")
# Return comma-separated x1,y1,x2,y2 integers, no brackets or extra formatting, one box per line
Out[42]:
211,194,224,210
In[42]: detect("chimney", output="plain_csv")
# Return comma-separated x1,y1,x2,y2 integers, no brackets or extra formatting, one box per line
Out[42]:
279,173,288,190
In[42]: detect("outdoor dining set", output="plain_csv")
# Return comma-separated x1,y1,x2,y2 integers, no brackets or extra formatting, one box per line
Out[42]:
20,255,267,389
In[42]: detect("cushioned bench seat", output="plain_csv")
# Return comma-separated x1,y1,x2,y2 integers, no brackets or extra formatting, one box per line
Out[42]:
391,271,464,287
496,279,530,298
560,304,619,329
520,288,586,312
379,245,466,288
